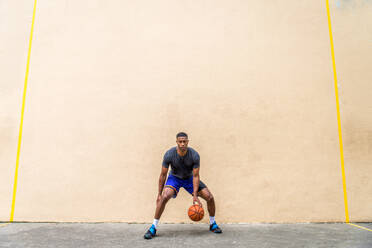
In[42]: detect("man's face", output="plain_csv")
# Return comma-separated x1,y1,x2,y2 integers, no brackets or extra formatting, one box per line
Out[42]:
176,137,189,151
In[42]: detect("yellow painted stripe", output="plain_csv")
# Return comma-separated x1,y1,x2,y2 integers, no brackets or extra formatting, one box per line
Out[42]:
10,0,37,222
325,0,349,223
348,223,372,232
0,223,10,228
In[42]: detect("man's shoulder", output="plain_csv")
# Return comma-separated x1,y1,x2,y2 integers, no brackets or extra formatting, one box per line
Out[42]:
187,147,200,157
164,147,177,155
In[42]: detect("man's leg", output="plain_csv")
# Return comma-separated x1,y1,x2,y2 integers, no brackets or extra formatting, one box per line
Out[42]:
198,188,215,217
155,187,175,219
144,187,175,239
198,188,222,233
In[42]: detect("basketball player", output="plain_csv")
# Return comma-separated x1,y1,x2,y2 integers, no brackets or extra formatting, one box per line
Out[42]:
144,132,222,239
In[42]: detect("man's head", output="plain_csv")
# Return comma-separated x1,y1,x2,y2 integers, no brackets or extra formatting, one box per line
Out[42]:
176,132,189,152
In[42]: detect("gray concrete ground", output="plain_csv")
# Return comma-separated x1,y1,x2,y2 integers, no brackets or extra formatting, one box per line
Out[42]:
0,223,371,248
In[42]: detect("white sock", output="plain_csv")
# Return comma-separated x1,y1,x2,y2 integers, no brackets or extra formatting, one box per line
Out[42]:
153,219,159,228
209,216,215,225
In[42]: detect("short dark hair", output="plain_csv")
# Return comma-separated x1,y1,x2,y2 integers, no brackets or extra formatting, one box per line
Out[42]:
176,132,188,139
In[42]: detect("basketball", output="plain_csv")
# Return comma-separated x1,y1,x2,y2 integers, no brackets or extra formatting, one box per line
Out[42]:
188,204,204,222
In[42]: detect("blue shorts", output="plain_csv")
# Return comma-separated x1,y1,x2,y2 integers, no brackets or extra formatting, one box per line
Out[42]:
164,174,207,198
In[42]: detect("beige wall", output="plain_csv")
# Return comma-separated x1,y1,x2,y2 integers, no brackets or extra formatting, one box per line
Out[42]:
332,0,372,221
0,0,371,223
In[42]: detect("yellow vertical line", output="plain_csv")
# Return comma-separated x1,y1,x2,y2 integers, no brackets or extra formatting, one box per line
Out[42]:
325,0,350,223
10,0,37,222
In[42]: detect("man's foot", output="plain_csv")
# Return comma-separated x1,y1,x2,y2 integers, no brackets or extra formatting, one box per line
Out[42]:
144,224,157,239
210,222,222,233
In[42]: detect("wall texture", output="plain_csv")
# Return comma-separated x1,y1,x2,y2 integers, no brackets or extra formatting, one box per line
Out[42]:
0,0,371,223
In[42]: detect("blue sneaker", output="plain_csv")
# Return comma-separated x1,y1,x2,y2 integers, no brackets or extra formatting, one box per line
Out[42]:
144,224,157,239
210,222,222,233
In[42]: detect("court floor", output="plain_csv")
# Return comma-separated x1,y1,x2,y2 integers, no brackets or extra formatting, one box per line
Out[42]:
0,223,371,248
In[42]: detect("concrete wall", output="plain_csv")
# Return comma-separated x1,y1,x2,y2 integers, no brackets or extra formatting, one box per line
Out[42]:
0,0,371,223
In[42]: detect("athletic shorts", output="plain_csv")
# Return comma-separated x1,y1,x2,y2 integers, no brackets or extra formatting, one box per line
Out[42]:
164,174,207,198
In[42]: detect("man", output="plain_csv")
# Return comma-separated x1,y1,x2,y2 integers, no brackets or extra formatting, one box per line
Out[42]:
144,132,222,239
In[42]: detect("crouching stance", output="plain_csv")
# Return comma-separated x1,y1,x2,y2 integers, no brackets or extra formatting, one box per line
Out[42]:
144,132,222,239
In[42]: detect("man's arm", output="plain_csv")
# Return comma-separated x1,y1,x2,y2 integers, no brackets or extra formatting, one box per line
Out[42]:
192,167,202,206
158,166,168,196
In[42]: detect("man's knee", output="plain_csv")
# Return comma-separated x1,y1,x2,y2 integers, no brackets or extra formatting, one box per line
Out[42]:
160,188,174,203
161,194,171,203
207,192,214,202
201,189,214,202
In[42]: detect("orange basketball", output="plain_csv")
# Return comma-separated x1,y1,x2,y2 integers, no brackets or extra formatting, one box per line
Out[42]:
188,204,204,222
